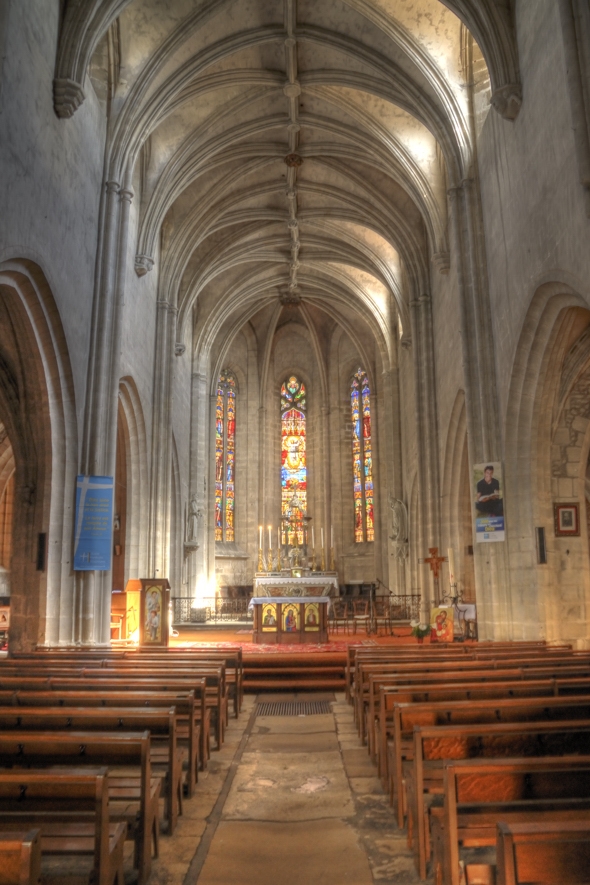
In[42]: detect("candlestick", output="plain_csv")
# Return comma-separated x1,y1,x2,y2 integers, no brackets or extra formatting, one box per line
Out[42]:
331,525,334,548
321,527,324,549
278,526,281,550
259,525,262,547
258,547,264,573
312,526,315,548
330,546,335,572
447,547,455,585
320,546,326,572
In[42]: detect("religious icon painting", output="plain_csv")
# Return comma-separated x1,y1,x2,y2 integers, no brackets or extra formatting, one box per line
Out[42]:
144,585,162,643
554,503,579,536
429,606,454,643
262,603,277,631
304,602,319,631
473,461,505,543
282,602,299,632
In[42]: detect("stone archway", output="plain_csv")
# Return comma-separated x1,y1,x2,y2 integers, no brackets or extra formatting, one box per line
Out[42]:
0,259,77,649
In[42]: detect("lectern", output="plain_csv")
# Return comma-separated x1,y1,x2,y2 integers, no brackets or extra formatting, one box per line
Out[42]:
139,578,170,647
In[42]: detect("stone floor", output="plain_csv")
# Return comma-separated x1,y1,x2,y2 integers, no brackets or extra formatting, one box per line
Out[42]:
147,691,424,885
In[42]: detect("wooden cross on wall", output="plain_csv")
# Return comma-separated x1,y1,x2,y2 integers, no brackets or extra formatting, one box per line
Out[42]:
424,547,447,603
424,547,446,578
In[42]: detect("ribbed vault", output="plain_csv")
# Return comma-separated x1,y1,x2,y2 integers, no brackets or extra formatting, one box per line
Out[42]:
59,0,505,365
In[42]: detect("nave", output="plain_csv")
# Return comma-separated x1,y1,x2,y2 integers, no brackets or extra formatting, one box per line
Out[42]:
1,639,590,885
161,691,416,885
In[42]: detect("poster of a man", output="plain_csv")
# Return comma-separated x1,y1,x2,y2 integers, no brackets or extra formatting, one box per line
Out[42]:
473,462,505,542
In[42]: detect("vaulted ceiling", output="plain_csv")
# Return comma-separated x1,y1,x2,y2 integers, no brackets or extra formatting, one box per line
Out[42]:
56,0,521,366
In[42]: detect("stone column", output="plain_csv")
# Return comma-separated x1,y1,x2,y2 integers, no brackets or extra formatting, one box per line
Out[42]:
381,364,405,594
77,178,133,645
410,292,441,613
147,299,177,580
187,369,209,595
448,178,510,638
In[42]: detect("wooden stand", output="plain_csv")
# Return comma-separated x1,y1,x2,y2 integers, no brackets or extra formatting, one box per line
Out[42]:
139,578,170,647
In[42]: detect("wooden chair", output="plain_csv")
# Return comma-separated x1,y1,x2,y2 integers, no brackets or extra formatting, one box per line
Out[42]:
373,596,392,635
352,598,371,634
330,600,353,635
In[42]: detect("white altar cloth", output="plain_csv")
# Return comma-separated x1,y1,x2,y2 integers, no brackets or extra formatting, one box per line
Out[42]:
253,574,337,596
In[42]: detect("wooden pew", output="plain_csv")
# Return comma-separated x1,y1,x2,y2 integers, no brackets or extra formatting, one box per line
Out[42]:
0,731,158,885
0,769,126,885
0,706,182,835
356,659,590,746
432,757,590,885
389,694,590,830
0,665,227,751
406,719,590,879
496,819,590,885
0,686,207,786
0,830,41,885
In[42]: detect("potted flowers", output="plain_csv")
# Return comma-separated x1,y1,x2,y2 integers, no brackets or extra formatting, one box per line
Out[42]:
410,620,430,643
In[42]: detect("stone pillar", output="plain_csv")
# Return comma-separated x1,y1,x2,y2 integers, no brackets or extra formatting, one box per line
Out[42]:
448,178,510,638
188,369,208,594
147,299,177,580
381,364,405,594
75,179,133,645
410,292,441,613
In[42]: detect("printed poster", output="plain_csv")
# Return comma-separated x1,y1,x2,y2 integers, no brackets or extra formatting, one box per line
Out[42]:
473,462,505,543
74,475,114,570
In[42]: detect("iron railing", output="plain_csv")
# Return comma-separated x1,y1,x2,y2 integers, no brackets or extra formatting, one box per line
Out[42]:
387,594,421,621
172,597,252,624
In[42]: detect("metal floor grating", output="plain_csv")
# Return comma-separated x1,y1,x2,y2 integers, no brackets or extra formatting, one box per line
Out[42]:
256,700,332,717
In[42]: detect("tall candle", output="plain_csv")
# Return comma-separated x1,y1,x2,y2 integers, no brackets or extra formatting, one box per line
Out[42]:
278,527,281,548
268,526,272,549
259,525,262,548
312,526,315,548
331,525,334,547
448,547,455,585
321,527,324,548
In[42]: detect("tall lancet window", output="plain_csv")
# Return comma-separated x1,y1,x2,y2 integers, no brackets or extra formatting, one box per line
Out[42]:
281,375,307,544
215,370,236,542
351,368,374,542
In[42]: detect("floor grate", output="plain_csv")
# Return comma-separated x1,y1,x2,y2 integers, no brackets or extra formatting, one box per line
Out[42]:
256,700,332,717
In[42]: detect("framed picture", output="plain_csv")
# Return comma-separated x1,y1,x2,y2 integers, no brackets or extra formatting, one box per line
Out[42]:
554,503,579,537
139,578,170,647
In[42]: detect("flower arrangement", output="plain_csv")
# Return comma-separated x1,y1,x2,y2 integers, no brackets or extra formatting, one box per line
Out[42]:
410,620,430,640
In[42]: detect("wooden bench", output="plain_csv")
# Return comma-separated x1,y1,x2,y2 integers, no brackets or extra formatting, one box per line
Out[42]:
0,686,208,786
0,768,126,885
376,678,564,788
388,693,590,829
432,757,590,885
0,731,158,885
0,706,182,835
0,830,41,885
406,719,590,879
496,819,590,885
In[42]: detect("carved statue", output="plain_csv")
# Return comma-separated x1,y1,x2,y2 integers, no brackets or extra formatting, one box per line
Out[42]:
389,496,409,560
187,495,202,542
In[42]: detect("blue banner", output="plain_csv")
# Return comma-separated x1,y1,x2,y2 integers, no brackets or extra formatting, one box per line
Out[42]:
74,475,114,570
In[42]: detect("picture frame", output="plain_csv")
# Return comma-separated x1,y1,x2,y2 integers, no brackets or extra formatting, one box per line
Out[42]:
554,503,579,537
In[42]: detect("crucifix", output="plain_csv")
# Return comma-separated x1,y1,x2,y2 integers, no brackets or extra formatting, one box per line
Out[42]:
424,547,446,604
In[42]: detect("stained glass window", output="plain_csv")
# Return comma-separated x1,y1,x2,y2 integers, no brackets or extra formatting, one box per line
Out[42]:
215,370,236,542
281,375,306,545
351,368,374,542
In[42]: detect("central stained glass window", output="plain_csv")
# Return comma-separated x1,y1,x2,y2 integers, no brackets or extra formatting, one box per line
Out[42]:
215,370,236,541
281,375,306,544
351,368,374,542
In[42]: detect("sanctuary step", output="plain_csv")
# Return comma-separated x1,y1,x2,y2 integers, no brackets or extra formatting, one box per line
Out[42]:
243,652,346,692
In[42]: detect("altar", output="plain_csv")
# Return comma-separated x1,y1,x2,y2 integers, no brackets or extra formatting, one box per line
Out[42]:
250,596,330,644
252,574,337,597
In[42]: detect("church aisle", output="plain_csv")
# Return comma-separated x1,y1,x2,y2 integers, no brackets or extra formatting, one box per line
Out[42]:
149,693,422,885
